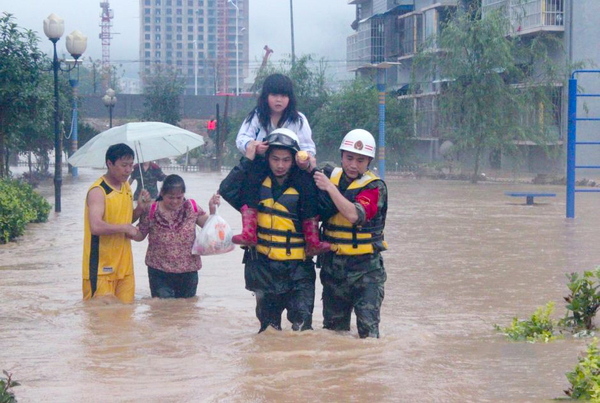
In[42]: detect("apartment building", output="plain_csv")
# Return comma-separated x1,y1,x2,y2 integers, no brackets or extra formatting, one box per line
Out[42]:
346,0,591,172
139,0,249,95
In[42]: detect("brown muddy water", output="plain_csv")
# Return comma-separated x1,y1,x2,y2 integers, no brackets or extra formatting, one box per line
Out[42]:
2,169,600,402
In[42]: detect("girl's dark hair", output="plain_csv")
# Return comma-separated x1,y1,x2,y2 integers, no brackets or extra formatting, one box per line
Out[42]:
246,73,302,131
156,174,186,201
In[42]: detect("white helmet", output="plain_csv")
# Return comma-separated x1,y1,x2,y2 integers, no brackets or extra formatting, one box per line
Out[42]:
339,129,376,159
266,128,301,153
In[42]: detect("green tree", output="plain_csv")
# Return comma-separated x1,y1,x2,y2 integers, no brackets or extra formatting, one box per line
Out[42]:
0,13,47,177
414,5,570,182
312,79,413,162
142,66,185,125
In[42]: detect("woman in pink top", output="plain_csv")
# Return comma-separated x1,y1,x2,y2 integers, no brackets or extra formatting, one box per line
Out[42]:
135,174,220,298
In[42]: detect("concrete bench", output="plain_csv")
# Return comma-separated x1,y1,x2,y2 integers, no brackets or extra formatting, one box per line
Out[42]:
504,192,556,205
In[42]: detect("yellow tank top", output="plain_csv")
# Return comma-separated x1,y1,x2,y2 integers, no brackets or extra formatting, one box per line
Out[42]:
82,177,134,280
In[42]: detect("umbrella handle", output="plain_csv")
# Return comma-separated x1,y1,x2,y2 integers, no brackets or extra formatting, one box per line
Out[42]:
134,142,145,192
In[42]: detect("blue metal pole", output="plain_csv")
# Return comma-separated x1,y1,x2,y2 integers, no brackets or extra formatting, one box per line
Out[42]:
69,78,79,177
377,68,386,180
566,78,577,218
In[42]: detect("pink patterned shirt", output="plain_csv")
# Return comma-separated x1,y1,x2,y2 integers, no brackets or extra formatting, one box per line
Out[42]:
138,199,205,273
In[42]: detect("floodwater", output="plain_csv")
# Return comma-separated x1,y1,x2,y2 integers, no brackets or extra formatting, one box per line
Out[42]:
2,169,600,402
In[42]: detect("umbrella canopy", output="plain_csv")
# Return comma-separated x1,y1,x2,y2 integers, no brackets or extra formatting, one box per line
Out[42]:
68,122,205,168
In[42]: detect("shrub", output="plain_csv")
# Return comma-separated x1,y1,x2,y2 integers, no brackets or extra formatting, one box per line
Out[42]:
561,270,600,331
0,370,19,403
565,338,600,400
0,178,51,243
494,302,560,343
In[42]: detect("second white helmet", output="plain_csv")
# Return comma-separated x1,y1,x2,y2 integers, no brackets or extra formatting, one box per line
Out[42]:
339,129,376,159
266,128,301,153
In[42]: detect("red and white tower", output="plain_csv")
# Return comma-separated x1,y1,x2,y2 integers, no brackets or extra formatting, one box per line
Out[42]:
99,1,114,91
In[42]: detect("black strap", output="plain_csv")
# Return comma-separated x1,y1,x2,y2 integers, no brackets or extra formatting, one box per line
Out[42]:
258,227,303,238
323,233,384,245
257,204,300,223
324,223,385,233
257,238,306,248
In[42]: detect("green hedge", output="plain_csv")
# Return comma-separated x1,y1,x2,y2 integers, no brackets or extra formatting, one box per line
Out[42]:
0,179,51,244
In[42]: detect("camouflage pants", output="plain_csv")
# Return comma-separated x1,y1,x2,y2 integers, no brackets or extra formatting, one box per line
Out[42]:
320,253,386,338
254,279,315,333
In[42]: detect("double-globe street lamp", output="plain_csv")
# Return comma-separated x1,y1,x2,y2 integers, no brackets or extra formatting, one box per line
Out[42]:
43,13,87,213
102,88,117,128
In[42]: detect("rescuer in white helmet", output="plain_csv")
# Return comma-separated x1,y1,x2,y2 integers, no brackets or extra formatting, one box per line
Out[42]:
313,129,388,338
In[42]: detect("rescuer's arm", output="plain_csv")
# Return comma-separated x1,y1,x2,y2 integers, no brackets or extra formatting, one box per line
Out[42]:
87,187,139,238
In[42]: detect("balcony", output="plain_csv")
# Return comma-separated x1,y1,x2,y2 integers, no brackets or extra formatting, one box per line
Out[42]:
482,0,564,35
347,18,385,71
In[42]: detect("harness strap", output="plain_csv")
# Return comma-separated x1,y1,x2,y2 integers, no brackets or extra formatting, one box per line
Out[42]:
323,233,384,245
258,227,303,238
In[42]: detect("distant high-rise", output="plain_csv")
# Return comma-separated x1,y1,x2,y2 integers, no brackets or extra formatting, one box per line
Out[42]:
139,0,249,95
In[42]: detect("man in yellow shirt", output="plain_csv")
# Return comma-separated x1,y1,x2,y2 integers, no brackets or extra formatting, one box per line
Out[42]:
82,143,149,303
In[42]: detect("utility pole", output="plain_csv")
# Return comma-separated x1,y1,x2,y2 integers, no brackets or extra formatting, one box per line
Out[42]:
290,0,296,66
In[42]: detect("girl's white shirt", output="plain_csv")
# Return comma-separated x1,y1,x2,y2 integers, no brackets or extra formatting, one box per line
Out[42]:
235,111,316,156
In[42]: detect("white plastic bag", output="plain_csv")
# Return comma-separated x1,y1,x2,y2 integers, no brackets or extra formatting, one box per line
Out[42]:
191,212,235,256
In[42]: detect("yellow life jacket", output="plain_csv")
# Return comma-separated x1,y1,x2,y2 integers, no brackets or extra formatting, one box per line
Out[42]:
323,167,388,255
256,176,306,261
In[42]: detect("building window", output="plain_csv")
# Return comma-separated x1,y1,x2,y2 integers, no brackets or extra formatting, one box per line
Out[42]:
188,25,194,32
166,9,172,15
176,9,182,15
145,43,151,49
177,17,183,23
167,34,172,40
188,9,194,15
188,52,194,58
145,8,151,15
145,51,151,57
177,0,182,5
144,25,151,32
188,34,193,40
155,9,161,15
198,17,204,24
167,17,172,23
177,43,183,49
155,26,161,32
188,0,193,5
188,17,193,24
155,34,161,41
145,34,151,40
155,17,161,23
198,0,204,5
177,60,183,66
167,51,173,57
177,51,182,57
188,43,194,49
167,42,173,48
144,0,150,5
144,17,150,23
155,51,161,58
177,26,183,32
156,43,162,49
166,25,172,31
197,34,204,41
176,34,182,40
155,0,161,5
166,0,172,4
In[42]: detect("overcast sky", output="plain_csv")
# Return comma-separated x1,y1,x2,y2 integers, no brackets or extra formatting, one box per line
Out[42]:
1,0,355,81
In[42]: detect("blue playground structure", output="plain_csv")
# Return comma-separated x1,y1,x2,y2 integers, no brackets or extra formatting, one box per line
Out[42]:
566,70,600,218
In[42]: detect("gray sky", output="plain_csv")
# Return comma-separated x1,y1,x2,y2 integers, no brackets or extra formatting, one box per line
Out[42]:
1,0,354,80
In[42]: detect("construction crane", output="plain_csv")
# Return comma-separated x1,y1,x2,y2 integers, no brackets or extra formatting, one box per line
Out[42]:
99,1,114,91
216,0,229,94
249,45,274,93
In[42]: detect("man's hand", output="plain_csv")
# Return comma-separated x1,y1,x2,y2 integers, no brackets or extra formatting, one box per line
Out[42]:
137,189,152,209
124,224,141,239
314,171,334,192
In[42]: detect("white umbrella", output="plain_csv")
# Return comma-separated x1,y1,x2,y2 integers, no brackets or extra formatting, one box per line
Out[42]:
68,122,205,168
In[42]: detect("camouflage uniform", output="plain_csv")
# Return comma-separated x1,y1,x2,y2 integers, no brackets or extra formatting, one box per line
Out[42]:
131,163,167,200
221,157,319,333
318,165,388,338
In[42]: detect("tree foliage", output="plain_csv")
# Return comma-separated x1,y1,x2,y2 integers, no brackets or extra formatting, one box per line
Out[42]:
414,5,571,182
142,66,185,125
0,13,48,177
312,79,413,161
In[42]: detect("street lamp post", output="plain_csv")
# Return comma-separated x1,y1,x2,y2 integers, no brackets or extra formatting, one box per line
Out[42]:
68,59,81,178
290,0,296,66
102,88,117,128
43,14,87,213
228,0,239,96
